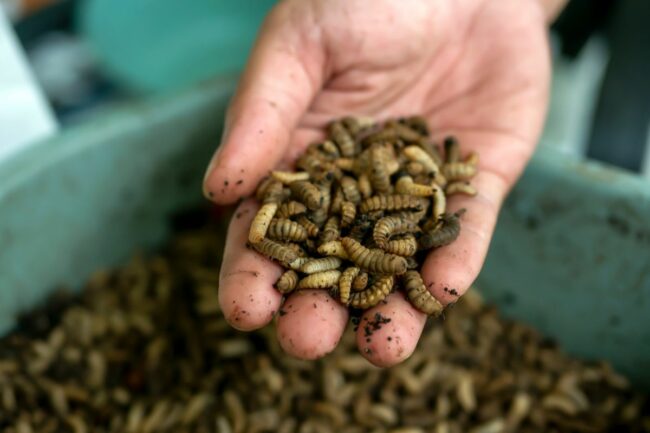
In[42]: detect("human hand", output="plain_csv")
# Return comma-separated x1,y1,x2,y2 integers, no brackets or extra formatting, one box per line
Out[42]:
203,0,551,366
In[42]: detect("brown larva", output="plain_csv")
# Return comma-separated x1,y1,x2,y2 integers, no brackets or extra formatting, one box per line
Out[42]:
441,162,477,181
348,275,394,309
340,201,357,228
330,187,344,214
317,139,340,158
262,180,288,204
444,136,460,163
340,176,361,203
248,202,279,244
255,176,274,202
300,257,343,274
271,170,310,184
352,271,369,291
341,237,407,275
384,234,418,257
432,185,447,223
276,201,307,219
402,145,445,182
320,216,341,243
317,241,349,259
266,218,308,242
335,158,356,172
395,175,435,197
297,270,342,290
338,267,360,304
329,120,356,157
309,178,333,226
418,211,463,250
357,174,373,198
405,161,426,177
373,215,419,249
289,181,322,211
402,271,443,316
445,181,478,197
296,215,320,238
401,115,430,136
274,270,299,294
249,238,298,265
369,146,392,195
359,194,426,214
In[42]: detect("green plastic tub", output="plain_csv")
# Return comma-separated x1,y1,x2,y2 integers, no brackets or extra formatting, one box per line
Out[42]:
1,76,649,387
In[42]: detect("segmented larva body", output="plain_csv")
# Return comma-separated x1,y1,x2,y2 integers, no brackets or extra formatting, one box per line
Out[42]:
352,272,369,291
341,237,407,275
300,257,342,274
271,170,310,184
289,181,322,211
296,215,320,238
373,215,420,249
338,267,360,304
255,176,274,202
442,162,477,181
340,201,357,228
342,116,374,136
395,175,435,197
276,201,307,219
349,275,394,309
266,218,308,242
405,256,419,270
317,139,340,158
249,238,298,265
402,271,443,316
274,270,299,294
359,195,426,214
317,241,349,259
445,181,477,197
406,161,426,177
335,158,355,172
330,187,344,214
418,211,463,250
248,202,278,244
281,242,307,257
309,179,332,227
340,176,361,203
432,185,447,223
297,270,342,290
329,120,356,157
320,216,341,243
369,146,392,195
357,174,373,199
384,235,418,257
444,136,460,163
262,180,288,204
401,115,429,135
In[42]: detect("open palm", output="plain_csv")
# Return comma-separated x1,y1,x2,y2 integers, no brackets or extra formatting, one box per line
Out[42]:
204,0,551,366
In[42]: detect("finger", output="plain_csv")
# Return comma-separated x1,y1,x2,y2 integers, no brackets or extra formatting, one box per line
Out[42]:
203,2,325,204
422,168,509,305
356,292,427,367
218,199,283,330
277,290,349,360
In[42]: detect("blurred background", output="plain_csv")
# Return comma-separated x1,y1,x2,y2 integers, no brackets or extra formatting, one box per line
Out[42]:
1,0,649,176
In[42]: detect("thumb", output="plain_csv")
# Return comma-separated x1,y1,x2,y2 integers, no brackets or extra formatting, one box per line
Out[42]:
203,2,325,204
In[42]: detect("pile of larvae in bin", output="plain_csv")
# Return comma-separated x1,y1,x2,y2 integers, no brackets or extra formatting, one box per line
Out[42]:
247,116,477,315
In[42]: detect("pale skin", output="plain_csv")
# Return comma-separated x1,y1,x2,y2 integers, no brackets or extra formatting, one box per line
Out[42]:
204,0,567,366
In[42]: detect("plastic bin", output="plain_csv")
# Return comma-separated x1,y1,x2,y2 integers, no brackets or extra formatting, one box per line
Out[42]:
1,76,649,387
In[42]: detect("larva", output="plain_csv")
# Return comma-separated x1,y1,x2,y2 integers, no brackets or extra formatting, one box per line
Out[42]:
373,215,420,249
329,120,356,157
309,179,333,227
432,185,446,223
340,201,357,228
262,180,288,204
266,218,308,242
271,170,310,184
317,241,349,259
445,181,478,197
248,202,279,244
352,272,369,291
274,270,299,294
297,270,342,290
341,237,407,275
418,211,463,250
402,145,446,186
402,271,443,316
395,175,435,197
357,174,373,199
442,162,477,181
340,176,361,203
444,136,460,163
369,146,392,195
359,195,426,214
330,187,344,214
384,234,418,257
348,275,394,309
296,215,320,238
338,267,360,304
317,139,340,158
276,201,307,219
249,238,298,265
289,181,322,211
320,216,341,243
300,257,342,274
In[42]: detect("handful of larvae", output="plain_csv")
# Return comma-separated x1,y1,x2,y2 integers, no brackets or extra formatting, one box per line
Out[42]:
247,116,478,315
